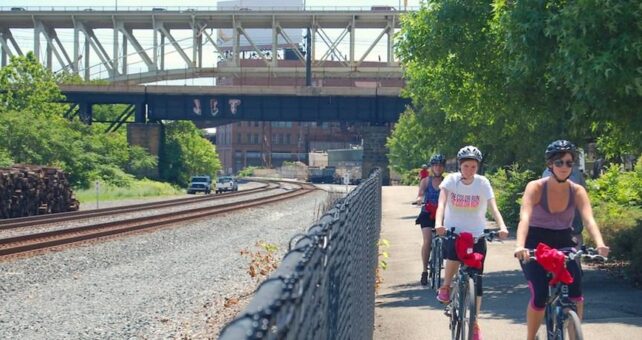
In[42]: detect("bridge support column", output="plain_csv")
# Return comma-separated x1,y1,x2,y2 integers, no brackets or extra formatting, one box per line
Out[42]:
127,123,162,178
360,123,391,186
78,102,92,124
135,104,146,123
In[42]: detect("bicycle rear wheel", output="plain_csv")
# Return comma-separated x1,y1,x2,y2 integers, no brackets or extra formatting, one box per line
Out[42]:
430,239,443,290
460,277,476,340
563,310,583,340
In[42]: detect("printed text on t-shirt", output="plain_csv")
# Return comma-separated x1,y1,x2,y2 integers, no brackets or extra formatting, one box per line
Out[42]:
450,193,480,209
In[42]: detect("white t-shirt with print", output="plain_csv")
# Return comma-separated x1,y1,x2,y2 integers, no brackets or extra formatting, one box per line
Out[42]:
439,172,495,237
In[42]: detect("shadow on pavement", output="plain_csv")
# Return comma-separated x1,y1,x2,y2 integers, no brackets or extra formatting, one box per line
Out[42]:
378,267,642,327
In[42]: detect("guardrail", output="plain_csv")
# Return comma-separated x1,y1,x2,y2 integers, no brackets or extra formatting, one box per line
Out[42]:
218,168,382,339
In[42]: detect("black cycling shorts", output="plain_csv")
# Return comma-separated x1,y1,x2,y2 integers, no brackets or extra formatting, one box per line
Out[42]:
415,210,436,229
519,227,582,310
443,234,487,296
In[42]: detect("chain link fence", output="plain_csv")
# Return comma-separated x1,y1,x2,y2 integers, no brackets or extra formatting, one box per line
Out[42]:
219,169,382,339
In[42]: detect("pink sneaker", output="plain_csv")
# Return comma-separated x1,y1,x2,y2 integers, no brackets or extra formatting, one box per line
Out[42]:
473,323,483,340
436,286,450,303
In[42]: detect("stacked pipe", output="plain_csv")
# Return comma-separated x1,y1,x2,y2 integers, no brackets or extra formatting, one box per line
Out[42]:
0,165,80,219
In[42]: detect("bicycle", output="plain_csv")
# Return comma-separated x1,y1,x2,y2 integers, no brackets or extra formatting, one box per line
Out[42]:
446,229,499,340
522,246,607,340
428,230,445,290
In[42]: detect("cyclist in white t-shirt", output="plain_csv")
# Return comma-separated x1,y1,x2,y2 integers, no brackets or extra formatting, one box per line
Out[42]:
434,146,509,340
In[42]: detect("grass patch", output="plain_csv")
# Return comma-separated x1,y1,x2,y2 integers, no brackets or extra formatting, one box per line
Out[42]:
74,178,184,204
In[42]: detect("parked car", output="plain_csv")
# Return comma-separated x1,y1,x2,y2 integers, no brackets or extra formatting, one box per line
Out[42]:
216,176,238,193
187,175,212,194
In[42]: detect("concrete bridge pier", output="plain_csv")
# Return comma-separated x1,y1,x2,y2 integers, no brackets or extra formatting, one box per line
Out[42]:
360,123,392,186
127,123,162,178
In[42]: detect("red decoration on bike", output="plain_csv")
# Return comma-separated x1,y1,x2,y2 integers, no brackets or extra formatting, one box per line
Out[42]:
535,243,574,285
424,202,438,220
455,232,484,269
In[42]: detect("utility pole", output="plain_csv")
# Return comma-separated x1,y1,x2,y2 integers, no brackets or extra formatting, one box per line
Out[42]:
305,28,311,86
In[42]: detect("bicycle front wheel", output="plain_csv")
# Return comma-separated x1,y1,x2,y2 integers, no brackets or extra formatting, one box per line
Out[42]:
460,277,476,340
450,282,460,340
563,310,583,340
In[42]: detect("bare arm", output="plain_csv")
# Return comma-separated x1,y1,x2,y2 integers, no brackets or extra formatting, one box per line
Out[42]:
487,198,509,239
575,184,610,256
515,181,538,260
416,177,429,203
435,188,448,235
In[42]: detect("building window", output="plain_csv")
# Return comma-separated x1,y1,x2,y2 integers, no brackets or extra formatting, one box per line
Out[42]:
253,133,259,144
237,133,241,144
285,134,291,145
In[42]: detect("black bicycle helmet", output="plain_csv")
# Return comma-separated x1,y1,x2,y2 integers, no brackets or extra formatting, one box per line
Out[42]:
456,146,482,162
545,140,577,161
429,154,446,165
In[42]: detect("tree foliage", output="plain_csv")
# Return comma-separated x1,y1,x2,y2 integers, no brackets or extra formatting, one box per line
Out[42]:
0,53,66,116
160,121,222,187
0,53,223,189
391,0,641,173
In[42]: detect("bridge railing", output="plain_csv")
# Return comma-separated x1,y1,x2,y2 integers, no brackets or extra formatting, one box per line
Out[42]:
0,6,418,12
218,169,382,339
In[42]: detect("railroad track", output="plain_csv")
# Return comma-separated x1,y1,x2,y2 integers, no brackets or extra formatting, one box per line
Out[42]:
0,180,275,230
0,181,317,257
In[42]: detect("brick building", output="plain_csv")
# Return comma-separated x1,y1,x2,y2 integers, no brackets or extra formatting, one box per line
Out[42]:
214,58,401,175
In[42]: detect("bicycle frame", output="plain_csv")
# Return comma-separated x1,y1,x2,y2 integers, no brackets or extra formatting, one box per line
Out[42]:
543,277,578,340
446,228,498,340
525,247,606,340
449,264,480,340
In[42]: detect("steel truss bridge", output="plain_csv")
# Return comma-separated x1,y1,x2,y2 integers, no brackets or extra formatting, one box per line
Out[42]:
0,7,407,85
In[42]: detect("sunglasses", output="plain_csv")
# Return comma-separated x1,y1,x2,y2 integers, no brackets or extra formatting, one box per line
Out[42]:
553,159,574,168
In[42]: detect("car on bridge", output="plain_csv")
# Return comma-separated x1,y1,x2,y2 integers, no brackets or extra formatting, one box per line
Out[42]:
187,175,212,194
216,176,238,193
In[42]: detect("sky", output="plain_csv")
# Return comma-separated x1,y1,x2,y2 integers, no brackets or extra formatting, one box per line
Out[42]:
1,0,422,84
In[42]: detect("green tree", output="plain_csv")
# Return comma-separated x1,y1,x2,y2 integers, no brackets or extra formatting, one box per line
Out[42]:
394,1,542,169
160,121,221,187
387,109,438,173
0,52,66,116
497,0,642,159
0,53,157,187
391,0,641,175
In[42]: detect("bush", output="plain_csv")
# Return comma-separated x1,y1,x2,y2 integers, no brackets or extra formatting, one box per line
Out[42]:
400,168,421,186
74,178,183,204
487,165,537,227
615,219,642,286
588,159,642,285
237,166,257,177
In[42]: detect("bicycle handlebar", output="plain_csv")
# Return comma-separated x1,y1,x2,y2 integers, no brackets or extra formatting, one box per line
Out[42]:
442,227,502,243
522,246,608,262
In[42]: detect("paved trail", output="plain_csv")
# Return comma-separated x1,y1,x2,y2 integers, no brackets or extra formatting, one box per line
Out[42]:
374,186,642,340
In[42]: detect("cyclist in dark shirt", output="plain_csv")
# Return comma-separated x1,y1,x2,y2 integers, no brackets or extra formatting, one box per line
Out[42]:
415,154,446,285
